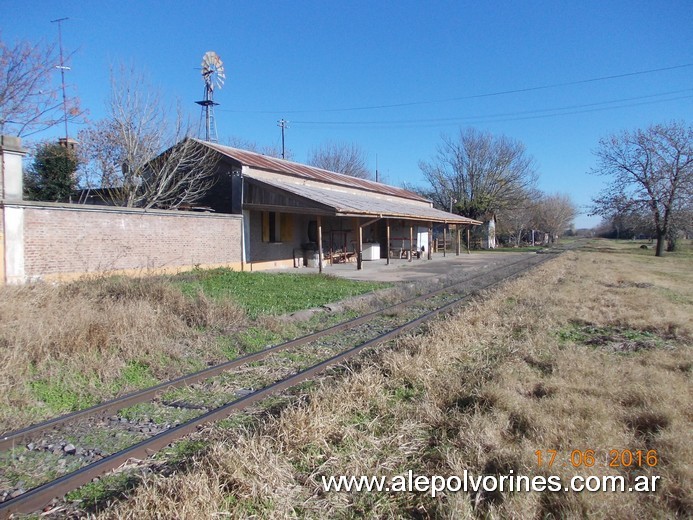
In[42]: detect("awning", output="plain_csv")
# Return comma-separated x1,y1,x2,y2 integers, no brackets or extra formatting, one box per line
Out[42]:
244,177,481,225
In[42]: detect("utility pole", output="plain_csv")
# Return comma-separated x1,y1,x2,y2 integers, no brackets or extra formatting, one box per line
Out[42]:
277,119,288,159
51,17,70,143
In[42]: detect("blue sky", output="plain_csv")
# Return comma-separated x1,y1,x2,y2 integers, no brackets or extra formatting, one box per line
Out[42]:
3,0,692,228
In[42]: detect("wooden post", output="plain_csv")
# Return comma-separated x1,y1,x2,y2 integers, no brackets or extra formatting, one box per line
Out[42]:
443,225,447,257
409,224,413,262
456,224,461,256
386,219,390,265
317,215,324,274
356,218,363,270
428,222,432,260
467,226,471,254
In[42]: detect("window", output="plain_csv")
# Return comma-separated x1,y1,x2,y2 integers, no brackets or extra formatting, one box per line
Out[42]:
262,212,293,243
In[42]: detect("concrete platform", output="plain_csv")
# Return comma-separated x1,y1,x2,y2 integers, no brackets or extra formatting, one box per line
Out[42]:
278,251,533,283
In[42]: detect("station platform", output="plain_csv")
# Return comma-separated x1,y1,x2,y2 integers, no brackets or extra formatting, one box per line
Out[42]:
283,251,532,283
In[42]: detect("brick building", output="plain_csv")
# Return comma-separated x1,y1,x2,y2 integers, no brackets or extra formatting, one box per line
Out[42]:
189,140,481,271
1,136,480,283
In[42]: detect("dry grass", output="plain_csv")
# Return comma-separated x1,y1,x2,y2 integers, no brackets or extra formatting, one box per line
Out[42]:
0,276,245,431
93,241,692,519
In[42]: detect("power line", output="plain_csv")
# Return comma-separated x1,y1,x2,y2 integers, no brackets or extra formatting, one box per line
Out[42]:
218,63,693,115
289,89,693,128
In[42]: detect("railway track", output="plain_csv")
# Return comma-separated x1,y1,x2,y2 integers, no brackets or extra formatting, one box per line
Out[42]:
0,247,573,518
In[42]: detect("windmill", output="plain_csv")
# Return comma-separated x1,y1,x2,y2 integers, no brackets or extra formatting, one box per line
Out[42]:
195,51,225,142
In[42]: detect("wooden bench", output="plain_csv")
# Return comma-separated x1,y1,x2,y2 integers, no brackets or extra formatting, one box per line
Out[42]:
329,249,356,264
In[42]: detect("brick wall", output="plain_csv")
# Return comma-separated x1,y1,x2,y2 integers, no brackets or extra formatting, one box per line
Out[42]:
4,201,243,282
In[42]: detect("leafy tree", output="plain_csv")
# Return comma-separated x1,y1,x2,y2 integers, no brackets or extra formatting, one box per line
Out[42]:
419,128,537,219
24,141,78,201
590,122,692,256
307,141,372,179
78,65,218,209
0,34,82,137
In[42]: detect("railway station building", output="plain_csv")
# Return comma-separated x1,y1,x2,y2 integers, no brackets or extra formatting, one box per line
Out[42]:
192,140,481,272
0,135,480,283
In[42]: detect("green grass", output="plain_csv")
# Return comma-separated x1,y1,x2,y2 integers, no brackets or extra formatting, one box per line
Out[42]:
28,372,101,415
24,360,162,420
556,322,666,352
159,439,209,466
176,268,389,318
238,327,285,351
216,413,257,430
389,383,424,402
66,471,141,511
112,360,159,391
216,336,241,360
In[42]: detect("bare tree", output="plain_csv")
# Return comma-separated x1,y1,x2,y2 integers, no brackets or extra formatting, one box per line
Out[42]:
79,65,219,209
496,193,539,246
535,193,577,243
307,141,372,179
0,34,82,137
226,136,289,160
590,122,693,256
419,128,538,219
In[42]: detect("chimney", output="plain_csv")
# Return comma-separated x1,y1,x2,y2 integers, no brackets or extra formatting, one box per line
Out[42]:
58,137,78,152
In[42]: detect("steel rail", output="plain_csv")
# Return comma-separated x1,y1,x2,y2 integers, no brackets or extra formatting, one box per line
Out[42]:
0,252,558,518
0,255,533,452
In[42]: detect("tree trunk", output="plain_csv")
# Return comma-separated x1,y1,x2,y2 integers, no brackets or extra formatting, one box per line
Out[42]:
667,236,677,252
655,230,665,257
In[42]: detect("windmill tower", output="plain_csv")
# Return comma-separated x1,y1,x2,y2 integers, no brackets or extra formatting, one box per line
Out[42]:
196,51,225,142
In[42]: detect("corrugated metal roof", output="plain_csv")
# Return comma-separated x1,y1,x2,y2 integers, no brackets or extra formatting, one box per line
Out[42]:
249,177,481,225
197,139,431,203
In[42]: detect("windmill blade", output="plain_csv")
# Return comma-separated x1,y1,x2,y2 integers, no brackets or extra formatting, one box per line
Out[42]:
200,51,225,90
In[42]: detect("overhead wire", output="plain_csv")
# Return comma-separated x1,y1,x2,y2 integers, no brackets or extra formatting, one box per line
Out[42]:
289,89,693,128
217,63,693,115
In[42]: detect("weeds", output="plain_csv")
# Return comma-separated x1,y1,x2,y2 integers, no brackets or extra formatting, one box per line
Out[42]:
66,471,141,512
117,402,200,426
27,371,101,415
0,269,386,432
557,322,669,352
91,243,692,519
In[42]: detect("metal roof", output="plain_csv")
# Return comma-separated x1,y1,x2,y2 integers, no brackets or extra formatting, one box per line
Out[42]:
248,177,481,225
197,139,431,203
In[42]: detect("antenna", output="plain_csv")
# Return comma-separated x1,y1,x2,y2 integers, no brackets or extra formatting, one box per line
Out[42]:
375,153,379,182
195,51,225,142
277,119,288,159
51,17,70,143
